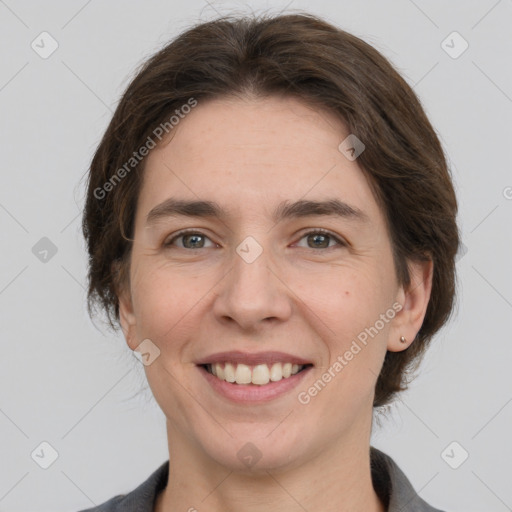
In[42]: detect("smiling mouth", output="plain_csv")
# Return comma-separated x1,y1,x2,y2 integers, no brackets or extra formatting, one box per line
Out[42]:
201,362,313,386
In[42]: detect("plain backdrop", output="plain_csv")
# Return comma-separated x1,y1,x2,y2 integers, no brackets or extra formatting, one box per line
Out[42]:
1,1,511,511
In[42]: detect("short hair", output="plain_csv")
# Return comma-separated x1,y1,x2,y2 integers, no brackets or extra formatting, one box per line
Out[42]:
82,12,460,408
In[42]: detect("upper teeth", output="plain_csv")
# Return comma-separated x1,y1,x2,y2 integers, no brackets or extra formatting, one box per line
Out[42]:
208,362,304,385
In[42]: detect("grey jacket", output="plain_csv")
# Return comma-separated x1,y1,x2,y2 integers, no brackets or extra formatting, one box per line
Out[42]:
77,447,445,511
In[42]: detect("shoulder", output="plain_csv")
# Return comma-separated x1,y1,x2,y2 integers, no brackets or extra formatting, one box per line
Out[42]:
75,460,169,512
370,446,448,512
76,494,126,512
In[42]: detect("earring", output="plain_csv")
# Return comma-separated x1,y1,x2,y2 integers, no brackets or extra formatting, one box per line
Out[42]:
400,336,407,344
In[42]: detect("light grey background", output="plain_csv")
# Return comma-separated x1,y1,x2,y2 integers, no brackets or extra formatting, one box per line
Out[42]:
1,1,511,511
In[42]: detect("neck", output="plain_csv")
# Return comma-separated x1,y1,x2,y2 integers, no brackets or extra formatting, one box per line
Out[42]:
155,415,386,512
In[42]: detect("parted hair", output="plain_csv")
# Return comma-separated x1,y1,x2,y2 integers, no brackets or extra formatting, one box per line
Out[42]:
82,12,460,408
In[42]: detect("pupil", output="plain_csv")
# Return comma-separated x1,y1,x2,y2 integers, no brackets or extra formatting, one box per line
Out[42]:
310,234,328,248
185,234,203,248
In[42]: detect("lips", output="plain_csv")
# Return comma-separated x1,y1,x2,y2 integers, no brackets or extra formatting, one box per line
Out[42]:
196,351,314,399
196,350,313,367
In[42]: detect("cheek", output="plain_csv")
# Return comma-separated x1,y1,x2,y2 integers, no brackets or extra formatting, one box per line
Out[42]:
297,263,382,320
306,276,391,412
131,262,202,341
302,264,392,360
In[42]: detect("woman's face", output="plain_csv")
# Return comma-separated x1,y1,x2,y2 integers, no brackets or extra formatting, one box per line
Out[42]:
119,95,431,472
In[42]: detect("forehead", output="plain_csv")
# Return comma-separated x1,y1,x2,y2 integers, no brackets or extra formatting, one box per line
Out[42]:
155,95,347,168
137,95,382,226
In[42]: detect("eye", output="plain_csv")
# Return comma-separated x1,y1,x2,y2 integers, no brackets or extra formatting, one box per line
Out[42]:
294,229,346,250
163,228,346,251
163,230,216,249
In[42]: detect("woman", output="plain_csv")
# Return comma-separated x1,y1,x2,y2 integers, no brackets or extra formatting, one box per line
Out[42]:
80,12,459,512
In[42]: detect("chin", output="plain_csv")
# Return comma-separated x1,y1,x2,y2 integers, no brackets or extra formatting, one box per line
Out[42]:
195,428,309,474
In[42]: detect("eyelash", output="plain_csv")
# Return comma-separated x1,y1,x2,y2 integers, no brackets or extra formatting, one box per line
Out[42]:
163,228,346,251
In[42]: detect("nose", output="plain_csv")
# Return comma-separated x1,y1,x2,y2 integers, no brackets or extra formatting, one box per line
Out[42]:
212,242,293,331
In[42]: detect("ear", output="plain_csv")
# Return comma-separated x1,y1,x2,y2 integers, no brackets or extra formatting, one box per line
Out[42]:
387,257,433,352
112,260,138,351
119,290,138,351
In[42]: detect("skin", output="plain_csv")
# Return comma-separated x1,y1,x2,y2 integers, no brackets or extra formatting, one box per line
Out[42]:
118,95,433,512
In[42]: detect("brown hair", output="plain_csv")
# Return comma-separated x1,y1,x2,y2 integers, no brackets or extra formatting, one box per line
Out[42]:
82,12,459,408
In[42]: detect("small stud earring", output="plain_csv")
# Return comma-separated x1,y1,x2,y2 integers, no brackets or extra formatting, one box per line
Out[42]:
400,336,407,344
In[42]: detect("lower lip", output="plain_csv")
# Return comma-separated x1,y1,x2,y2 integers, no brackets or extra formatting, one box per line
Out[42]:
198,365,312,403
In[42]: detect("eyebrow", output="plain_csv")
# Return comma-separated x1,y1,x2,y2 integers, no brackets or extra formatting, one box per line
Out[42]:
145,197,369,226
